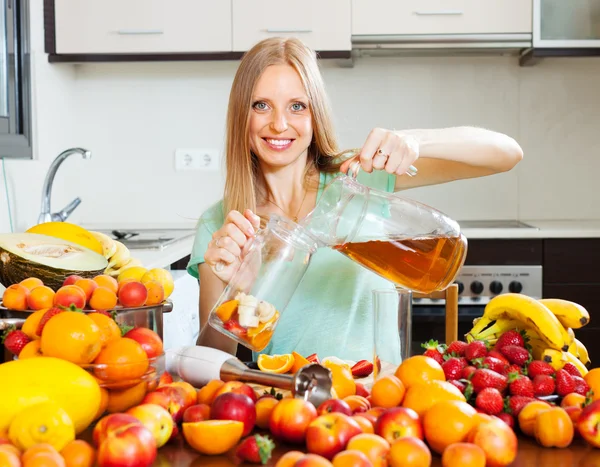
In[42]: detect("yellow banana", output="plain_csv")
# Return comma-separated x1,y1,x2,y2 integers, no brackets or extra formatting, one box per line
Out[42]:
527,337,549,361
483,293,570,351
538,298,590,329
466,316,494,342
575,338,591,366
473,319,524,340
541,348,567,371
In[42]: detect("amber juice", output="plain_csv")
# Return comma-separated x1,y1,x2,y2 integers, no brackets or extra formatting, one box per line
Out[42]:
334,235,467,294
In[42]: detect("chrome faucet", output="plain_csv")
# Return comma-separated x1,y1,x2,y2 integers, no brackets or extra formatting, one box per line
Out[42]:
37,147,92,224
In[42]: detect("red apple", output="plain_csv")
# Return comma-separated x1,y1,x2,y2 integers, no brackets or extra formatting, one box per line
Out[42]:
63,275,83,287
306,413,363,459
93,413,157,467
210,392,256,437
118,281,148,308
126,404,174,448
213,381,258,403
123,327,164,359
183,404,211,423
374,407,423,443
142,388,187,423
577,400,600,447
270,398,318,444
318,399,353,417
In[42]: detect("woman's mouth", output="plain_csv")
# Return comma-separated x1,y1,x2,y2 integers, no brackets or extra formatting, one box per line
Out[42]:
263,138,294,151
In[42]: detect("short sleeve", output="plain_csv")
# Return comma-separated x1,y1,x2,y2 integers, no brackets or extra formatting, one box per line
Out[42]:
186,201,225,279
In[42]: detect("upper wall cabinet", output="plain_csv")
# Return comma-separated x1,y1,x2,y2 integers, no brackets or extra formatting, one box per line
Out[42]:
232,0,352,53
48,0,232,58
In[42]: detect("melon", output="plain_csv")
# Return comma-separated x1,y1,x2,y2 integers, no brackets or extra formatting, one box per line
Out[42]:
0,233,108,291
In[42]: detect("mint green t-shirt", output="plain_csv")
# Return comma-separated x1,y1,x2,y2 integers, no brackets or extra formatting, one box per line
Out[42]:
187,171,402,363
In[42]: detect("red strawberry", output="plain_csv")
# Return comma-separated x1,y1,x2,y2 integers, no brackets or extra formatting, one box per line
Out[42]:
495,329,525,350
306,353,320,364
527,360,555,379
475,387,504,415
462,365,477,380
448,380,466,393
496,412,515,429
532,374,555,397
421,339,445,365
442,358,464,381
446,340,468,357
235,434,275,464
508,373,534,398
505,395,536,416
464,341,488,362
572,376,590,397
500,345,531,367
555,369,576,397
562,362,583,378
351,360,373,378
94,309,113,318
470,368,508,393
487,350,510,366
223,319,248,337
482,356,509,374
2,329,31,356
502,364,523,377
36,306,65,336
355,383,370,398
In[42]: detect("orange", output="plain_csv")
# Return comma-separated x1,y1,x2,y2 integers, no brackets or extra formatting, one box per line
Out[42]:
40,311,102,364
255,397,279,429
93,337,149,381
394,355,445,389
105,381,147,413
197,379,225,405
585,368,600,402
346,433,390,467
321,361,356,399
18,340,43,359
423,400,476,454
402,380,465,418
214,299,239,322
290,351,310,373
388,436,432,467
442,443,486,467
182,420,244,455
87,313,121,348
60,439,95,467
370,375,405,408
257,354,295,374
332,450,372,467
21,309,47,340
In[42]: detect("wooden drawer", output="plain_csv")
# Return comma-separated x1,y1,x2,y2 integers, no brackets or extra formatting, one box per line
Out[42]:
544,239,600,284
352,0,532,36
464,239,543,266
232,0,351,52
54,0,232,54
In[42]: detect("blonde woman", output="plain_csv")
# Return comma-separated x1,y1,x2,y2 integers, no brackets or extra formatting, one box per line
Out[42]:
187,37,523,361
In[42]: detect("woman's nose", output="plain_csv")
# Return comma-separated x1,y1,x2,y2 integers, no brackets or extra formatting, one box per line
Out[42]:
269,111,288,133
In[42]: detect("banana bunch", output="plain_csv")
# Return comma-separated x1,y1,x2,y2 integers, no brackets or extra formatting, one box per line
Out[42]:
466,293,591,375
89,231,143,277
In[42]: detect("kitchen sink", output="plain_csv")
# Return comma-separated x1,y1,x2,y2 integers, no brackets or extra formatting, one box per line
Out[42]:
458,220,538,229
94,228,196,250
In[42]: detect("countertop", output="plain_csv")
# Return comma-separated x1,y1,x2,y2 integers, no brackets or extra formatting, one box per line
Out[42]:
461,220,600,239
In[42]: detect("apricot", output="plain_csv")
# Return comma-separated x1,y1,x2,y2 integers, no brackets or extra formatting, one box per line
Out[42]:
2,284,29,310
118,281,148,308
74,278,98,302
88,287,118,312
93,275,118,294
26,285,55,310
19,277,44,291
144,280,165,306
53,285,86,309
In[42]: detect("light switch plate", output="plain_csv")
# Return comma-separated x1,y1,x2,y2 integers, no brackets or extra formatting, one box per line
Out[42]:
175,148,220,171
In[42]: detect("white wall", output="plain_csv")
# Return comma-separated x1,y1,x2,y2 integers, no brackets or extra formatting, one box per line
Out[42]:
1,0,599,234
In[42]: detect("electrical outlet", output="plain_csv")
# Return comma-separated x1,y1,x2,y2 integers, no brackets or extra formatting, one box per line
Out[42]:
175,148,220,171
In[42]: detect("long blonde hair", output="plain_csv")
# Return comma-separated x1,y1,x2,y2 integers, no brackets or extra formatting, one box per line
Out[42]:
223,37,343,219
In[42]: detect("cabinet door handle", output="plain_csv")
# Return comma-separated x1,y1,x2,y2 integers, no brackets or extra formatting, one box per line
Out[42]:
414,10,463,16
266,28,313,33
116,29,164,35
0,0,8,117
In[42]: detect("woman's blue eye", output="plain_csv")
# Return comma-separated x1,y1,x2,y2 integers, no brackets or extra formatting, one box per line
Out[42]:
291,102,306,111
253,101,268,111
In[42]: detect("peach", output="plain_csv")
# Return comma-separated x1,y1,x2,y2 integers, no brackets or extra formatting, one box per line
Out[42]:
2,284,29,310
467,419,518,467
144,280,165,306
74,278,98,302
213,381,257,403
158,371,173,387
63,275,83,286
295,454,334,467
518,400,551,437
183,404,211,423
142,387,187,424
118,281,148,308
19,277,43,291
53,285,86,309
123,327,163,359
166,381,197,408
126,403,174,448
26,285,55,310
275,451,305,467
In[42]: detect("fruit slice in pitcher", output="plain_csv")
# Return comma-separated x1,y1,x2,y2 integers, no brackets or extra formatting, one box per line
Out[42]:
215,299,239,322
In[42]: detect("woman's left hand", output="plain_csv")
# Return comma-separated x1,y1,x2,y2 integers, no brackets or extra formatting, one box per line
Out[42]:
340,128,419,176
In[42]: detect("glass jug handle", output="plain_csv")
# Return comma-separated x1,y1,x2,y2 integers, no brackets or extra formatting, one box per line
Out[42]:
346,150,418,178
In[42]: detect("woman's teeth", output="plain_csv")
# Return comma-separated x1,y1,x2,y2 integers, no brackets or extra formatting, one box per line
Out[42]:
266,139,292,146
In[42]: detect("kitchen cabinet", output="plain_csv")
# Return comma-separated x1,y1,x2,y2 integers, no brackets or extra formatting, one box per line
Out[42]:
351,0,533,36
232,0,352,53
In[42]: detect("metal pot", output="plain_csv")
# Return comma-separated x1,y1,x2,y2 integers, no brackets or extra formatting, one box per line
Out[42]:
0,301,173,364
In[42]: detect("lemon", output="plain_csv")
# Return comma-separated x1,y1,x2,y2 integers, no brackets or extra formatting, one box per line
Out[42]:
117,266,148,283
8,401,75,451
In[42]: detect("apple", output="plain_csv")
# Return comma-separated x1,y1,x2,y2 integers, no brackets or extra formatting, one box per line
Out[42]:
93,413,157,467
126,403,174,448
63,275,83,287
183,404,211,423
123,327,164,359
210,392,256,437
317,399,353,417
577,400,600,447
142,388,187,423
374,407,423,443
118,281,148,308
270,398,318,444
306,413,363,459
214,381,258,403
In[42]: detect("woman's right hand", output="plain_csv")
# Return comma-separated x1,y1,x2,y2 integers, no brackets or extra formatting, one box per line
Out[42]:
204,209,261,283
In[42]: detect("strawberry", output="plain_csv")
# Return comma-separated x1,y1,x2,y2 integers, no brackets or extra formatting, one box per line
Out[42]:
306,353,320,364
572,376,591,397
421,339,445,365
495,329,525,350
448,380,466,393
508,373,534,398
2,328,31,356
487,350,510,366
351,360,373,378
500,345,531,367
442,358,464,381
496,412,515,429
36,306,65,336
527,360,555,379
462,365,477,380
502,364,523,377
470,368,508,393
475,387,504,415
481,356,508,374
446,340,468,357
505,395,536,416
562,362,583,378
223,319,248,337
464,341,488,362
532,374,555,397
555,369,576,397
235,434,275,464
355,383,370,398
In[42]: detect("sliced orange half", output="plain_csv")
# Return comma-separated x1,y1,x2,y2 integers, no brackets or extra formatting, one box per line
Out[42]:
182,420,244,455
290,351,311,374
257,353,295,374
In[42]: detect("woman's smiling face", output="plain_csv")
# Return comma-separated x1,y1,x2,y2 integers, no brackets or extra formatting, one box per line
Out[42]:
248,64,313,169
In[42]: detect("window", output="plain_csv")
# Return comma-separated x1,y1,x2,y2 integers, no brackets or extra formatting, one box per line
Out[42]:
0,0,31,158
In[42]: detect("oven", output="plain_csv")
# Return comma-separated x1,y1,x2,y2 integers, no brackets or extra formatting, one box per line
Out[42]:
410,265,543,356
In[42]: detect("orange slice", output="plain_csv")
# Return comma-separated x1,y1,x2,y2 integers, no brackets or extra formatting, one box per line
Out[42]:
182,420,244,455
290,352,310,373
215,299,239,322
257,353,295,374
